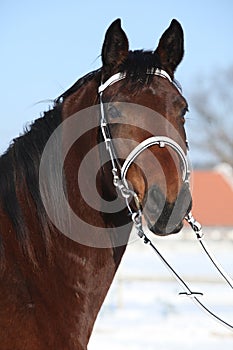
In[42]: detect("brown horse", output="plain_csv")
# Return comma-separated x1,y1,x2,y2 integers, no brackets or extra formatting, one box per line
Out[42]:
0,19,191,349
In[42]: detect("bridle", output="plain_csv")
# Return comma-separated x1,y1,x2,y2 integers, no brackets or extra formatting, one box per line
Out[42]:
98,69,190,215
98,69,233,332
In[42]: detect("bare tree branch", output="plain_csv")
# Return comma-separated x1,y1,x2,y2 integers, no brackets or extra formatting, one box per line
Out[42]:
190,66,233,168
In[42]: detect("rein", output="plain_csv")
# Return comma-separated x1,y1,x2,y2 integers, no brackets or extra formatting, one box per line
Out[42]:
98,69,233,332
135,213,233,332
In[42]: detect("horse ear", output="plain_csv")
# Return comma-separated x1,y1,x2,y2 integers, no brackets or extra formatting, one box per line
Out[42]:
101,19,129,72
155,19,184,77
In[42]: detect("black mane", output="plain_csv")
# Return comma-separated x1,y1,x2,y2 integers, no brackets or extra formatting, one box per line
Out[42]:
0,70,100,260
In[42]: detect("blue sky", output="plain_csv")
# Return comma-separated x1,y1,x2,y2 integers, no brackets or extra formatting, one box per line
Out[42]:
1,0,233,164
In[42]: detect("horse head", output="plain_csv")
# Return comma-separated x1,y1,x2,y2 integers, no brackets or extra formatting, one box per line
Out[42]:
99,19,192,236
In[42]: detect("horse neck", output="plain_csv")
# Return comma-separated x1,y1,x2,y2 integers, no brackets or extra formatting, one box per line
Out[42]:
0,77,130,350
46,77,132,346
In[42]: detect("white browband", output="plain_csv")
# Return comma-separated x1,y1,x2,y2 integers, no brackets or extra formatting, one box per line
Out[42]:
98,68,177,94
98,72,126,93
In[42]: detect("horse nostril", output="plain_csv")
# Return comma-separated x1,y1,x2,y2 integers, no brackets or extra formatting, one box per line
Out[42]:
145,185,165,217
166,183,192,230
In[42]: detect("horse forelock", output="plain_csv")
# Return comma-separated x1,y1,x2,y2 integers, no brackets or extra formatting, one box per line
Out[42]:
121,50,161,77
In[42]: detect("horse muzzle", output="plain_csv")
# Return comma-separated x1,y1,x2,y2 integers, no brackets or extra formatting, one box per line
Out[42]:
119,135,191,235
144,182,192,235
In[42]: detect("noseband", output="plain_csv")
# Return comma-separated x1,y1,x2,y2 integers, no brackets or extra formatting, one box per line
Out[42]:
98,69,189,214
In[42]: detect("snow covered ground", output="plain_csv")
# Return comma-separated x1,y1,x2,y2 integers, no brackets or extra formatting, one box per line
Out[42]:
89,228,233,349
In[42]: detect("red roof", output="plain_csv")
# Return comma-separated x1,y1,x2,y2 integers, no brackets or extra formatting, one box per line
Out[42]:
190,169,233,226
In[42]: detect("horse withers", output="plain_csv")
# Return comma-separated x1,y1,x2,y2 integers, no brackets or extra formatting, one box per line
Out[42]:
0,19,191,349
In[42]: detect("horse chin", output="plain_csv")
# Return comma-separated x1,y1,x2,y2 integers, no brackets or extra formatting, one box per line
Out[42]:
147,220,184,236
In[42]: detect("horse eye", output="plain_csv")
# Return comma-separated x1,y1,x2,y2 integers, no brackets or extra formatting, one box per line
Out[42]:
179,107,188,123
107,105,121,119
181,107,189,117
